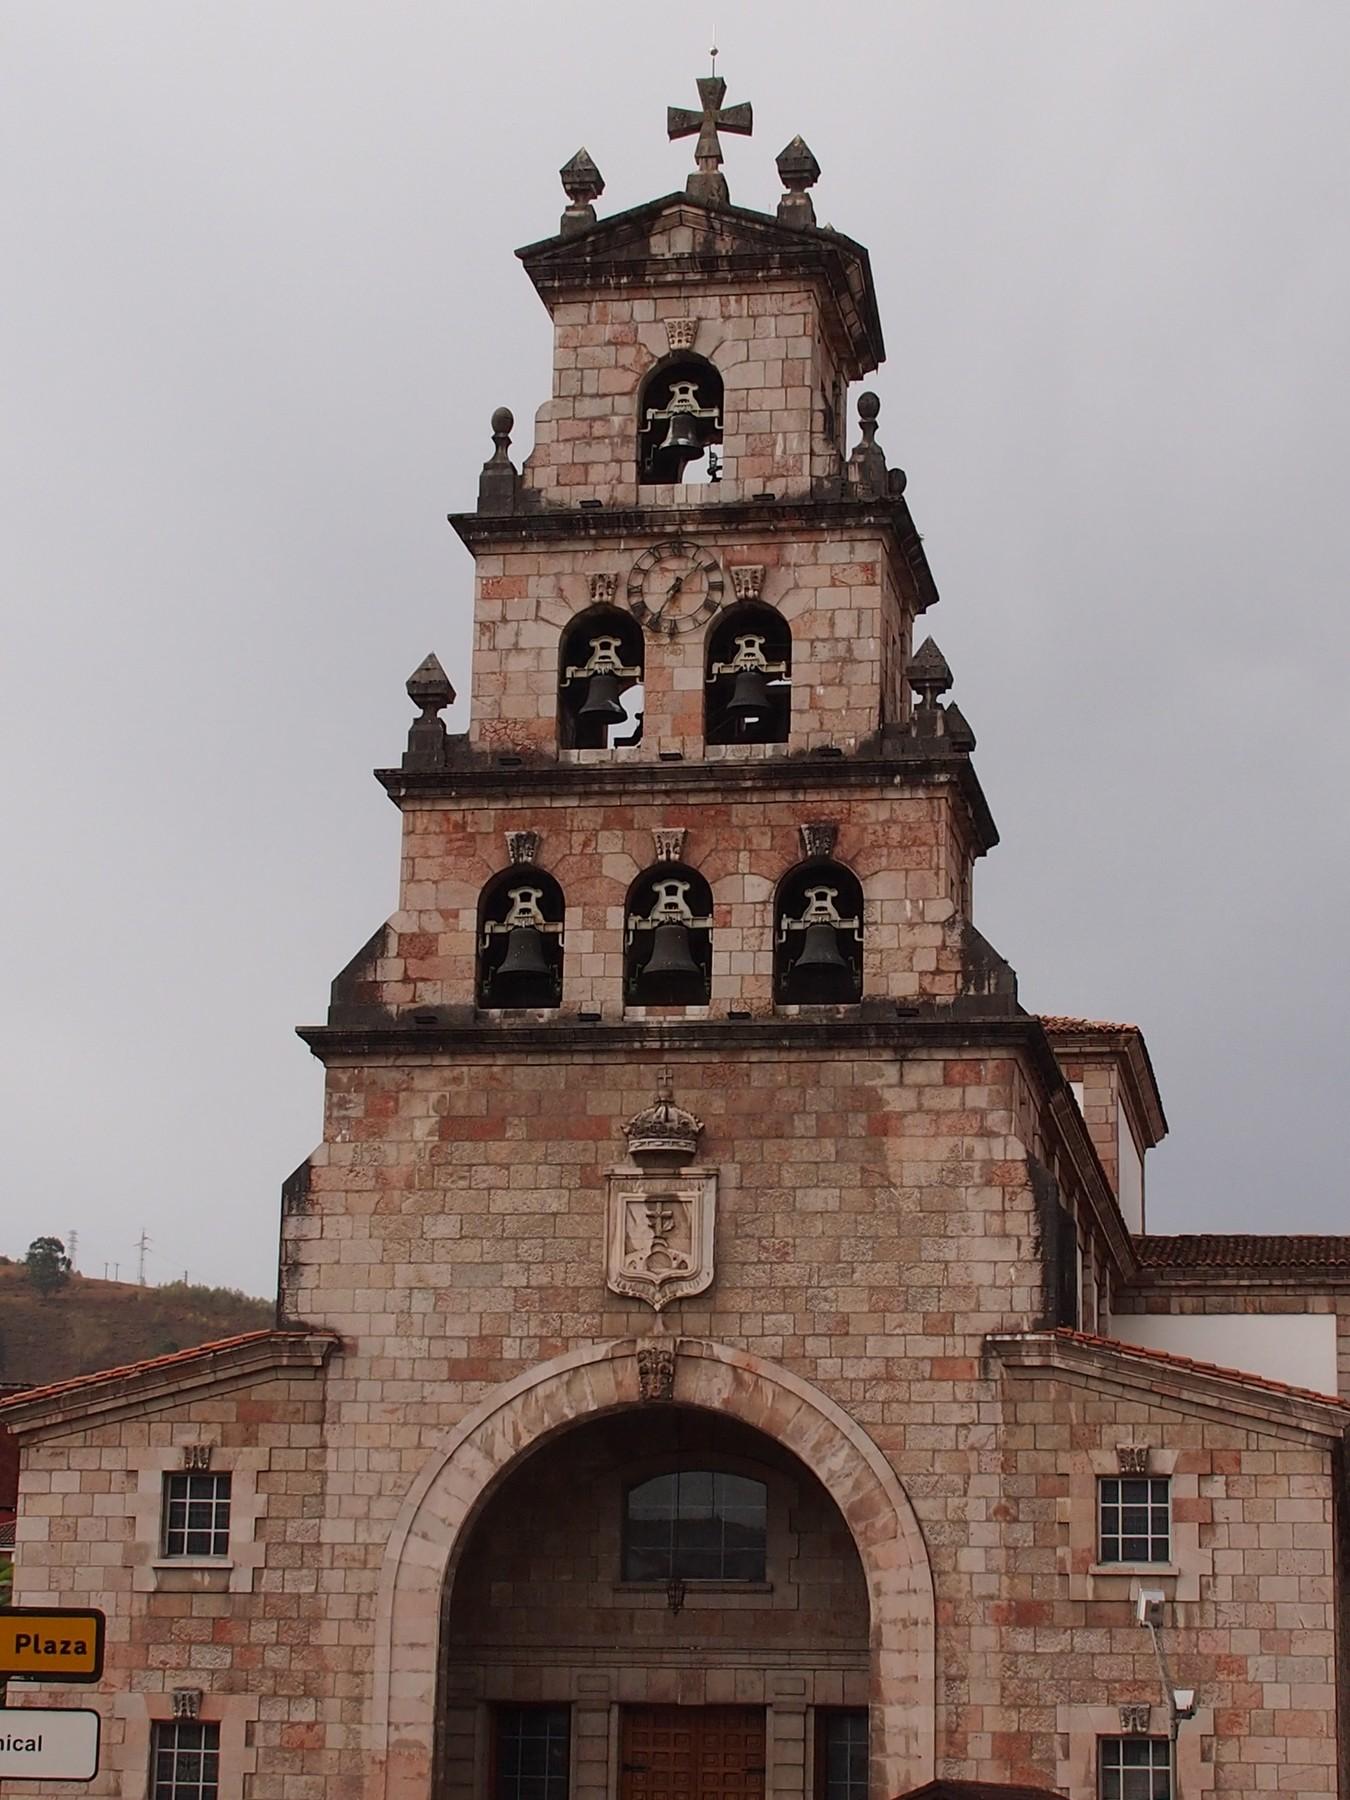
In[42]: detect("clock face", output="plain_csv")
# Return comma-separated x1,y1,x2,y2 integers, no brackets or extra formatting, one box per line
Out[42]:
626,541,724,636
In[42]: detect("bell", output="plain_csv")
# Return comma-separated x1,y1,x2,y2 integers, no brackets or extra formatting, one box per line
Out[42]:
491,925,555,1003
725,667,772,725
787,922,855,1003
635,921,705,1002
659,411,704,456
577,671,626,723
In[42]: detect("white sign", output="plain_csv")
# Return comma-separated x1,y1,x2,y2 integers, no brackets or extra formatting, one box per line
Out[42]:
0,1708,100,1781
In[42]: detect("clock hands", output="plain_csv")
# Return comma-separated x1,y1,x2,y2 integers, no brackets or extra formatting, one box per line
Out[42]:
649,574,684,621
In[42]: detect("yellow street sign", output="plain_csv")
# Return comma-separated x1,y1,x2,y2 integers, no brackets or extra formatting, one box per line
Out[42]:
0,1610,105,1683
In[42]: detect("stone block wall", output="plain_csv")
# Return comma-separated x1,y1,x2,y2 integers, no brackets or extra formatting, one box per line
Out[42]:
466,526,913,757
371,786,978,1020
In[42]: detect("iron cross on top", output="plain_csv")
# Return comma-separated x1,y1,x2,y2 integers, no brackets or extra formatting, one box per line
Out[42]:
667,75,752,177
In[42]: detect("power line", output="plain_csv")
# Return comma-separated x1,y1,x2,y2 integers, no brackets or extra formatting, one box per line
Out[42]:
135,1230,151,1287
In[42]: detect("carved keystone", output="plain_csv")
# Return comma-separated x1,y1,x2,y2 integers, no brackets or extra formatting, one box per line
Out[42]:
182,1443,214,1471
1119,1704,1152,1735
172,1689,203,1720
799,822,838,859
636,1342,677,1402
729,565,765,600
1117,1444,1151,1475
506,831,540,866
590,571,618,604
652,828,686,863
665,318,698,352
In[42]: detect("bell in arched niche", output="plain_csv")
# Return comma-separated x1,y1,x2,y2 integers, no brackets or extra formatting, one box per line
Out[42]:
638,357,724,485
775,864,863,1005
558,612,643,750
625,867,714,1006
705,604,791,745
477,871,565,1009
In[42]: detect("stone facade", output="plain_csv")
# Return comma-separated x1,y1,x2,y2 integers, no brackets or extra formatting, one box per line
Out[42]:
5,88,1349,1800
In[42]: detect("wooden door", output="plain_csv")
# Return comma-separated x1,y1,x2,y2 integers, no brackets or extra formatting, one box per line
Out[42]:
620,1707,766,1800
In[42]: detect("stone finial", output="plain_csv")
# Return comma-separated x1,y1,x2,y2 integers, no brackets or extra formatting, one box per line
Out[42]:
623,1069,704,1165
478,406,519,514
846,391,889,497
559,148,604,235
942,701,976,753
403,653,455,771
668,73,753,206
799,821,838,859
506,830,540,866
776,135,821,228
908,638,954,719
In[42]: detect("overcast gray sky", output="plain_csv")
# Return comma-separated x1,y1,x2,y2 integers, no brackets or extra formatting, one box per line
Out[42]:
4,2,1347,1297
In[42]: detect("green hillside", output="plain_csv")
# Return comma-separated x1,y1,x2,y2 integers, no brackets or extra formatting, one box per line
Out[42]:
0,1260,274,1388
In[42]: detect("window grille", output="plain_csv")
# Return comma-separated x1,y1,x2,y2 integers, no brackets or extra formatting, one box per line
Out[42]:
816,1710,869,1800
623,1470,767,1582
161,1472,232,1558
494,1706,570,1800
1099,1735,1172,1799
1098,1476,1170,1564
151,1720,220,1800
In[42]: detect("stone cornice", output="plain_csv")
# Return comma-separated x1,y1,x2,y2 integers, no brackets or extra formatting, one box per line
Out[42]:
0,1329,341,1440
375,748,999,852
986,1327,1350,1440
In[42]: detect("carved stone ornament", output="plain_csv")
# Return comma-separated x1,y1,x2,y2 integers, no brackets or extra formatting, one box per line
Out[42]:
506,830,540,865
636,1341,678,1402
607,1169,716,1313
799,821,838,859
729,564,765,601
1117,1444,1151,1475
182,1443,214,1471
622,1071,704,1164
652,827,686,864
1118,1704,1152,1736
665,318,698,352
590,571,618,604
172,1689,204,1721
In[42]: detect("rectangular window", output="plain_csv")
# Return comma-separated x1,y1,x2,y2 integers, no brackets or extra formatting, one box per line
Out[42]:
151,1721,220,1800
1099,1736,1172,1799
161,1472,232,1558
495,1706,570,1800
816,1710,868,1800
1098,1476,1171,1564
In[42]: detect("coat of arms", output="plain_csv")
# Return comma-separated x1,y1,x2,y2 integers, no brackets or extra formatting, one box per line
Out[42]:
606,1071,715,1312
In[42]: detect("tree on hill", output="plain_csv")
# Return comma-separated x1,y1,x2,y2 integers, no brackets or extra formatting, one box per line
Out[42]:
24,1236,71,1301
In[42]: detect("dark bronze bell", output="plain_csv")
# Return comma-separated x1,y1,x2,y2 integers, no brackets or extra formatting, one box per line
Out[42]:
636,921,705,1002
725,667,772,724
578,671,626,722
491,926,555,1003
787,921,856,1003
659,411,704,455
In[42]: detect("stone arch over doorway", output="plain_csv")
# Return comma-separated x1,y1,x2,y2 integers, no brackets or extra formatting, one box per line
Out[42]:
370,1338,936,1800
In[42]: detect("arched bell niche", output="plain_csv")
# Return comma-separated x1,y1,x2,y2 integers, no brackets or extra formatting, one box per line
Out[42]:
638,355,724,485
436,1405,871,1800
558,608,644,750
704,603,792,745
476,866,565,1009
624,864,713,1006
774,860,864,1006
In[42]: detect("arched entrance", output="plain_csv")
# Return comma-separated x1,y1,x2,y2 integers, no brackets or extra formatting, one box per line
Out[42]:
371,1340,935,1800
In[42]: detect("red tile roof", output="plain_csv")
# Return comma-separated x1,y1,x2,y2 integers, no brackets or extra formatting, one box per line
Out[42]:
0,1328,316,1414
1136,1234,1350,1271
1038,1015,1139,1034
1051,1327,1350,1413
